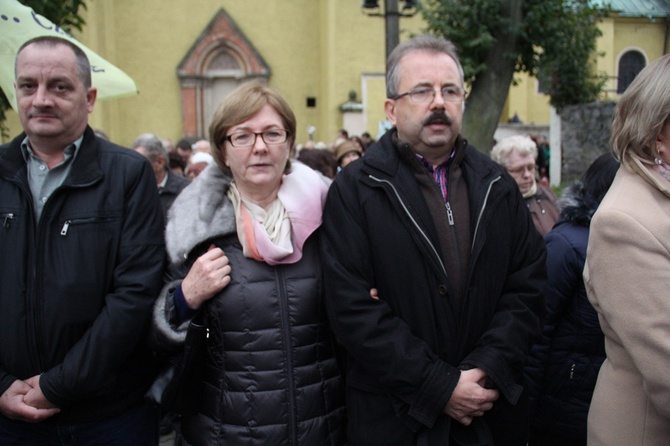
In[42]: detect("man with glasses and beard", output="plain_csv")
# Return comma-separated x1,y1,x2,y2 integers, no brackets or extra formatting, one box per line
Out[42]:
320,35,546,446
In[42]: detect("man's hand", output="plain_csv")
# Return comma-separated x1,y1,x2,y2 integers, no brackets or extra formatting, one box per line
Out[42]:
0,379,60,423
23,376,59,411
444,368,499,426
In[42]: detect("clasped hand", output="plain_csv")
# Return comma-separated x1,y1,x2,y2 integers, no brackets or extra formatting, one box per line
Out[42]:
0,375,60,422
445,368,499,426
181,244,232,309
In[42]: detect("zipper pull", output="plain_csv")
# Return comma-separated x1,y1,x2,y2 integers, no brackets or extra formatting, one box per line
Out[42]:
445,202,455,226
60,220,71,236
570,363,575,379
3,213,14,228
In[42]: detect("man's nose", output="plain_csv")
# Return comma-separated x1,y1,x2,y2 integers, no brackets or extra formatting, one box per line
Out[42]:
33,85,53,107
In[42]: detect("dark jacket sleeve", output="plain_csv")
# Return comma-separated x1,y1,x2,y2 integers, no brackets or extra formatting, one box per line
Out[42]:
459,176,546,404
40,155,165,405
320,173,459,430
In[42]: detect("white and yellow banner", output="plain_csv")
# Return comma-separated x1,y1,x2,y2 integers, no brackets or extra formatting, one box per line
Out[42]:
0,0,138,110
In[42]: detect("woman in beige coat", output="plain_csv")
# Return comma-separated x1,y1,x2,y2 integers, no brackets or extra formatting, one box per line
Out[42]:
584,54,670,445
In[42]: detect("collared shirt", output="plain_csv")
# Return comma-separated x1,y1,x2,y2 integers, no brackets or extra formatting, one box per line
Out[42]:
157,171,168,190
416,149,456,202
21,135,83,220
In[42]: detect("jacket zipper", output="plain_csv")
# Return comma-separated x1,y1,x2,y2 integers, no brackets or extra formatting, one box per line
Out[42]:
369,175,448,277
1,213,14,228
445,202,455,225
60,216,104,236
276,268,298,445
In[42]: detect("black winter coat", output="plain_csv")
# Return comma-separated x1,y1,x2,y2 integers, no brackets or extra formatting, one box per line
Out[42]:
151,166,346,446
0,127,165,423
524,182,606,442
321,130,546,445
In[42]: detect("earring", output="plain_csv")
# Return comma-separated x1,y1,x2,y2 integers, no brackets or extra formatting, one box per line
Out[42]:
655,157,663,165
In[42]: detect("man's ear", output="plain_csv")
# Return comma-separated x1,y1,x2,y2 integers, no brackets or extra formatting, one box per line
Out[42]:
384,99,397,126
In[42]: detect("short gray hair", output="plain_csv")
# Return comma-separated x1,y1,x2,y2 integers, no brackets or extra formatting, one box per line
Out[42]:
132,133,168,167
490,135,538,168
16,36,91,88
386,34,464,98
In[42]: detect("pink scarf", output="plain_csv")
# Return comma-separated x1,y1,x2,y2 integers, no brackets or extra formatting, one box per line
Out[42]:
228,163,328,265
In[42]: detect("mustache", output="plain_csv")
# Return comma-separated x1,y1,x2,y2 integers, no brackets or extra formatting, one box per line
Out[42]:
28,108,58,118
423,111,453,127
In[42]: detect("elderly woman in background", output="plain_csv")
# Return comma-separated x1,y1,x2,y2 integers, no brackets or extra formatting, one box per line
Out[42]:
491,135,559,235
584,54,670,445
151,81,346,445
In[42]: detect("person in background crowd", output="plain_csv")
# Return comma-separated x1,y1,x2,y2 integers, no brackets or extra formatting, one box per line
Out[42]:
175,138,193,166
334,139,363,171
93,128,110,141
491,134,560,236
185,151,214,180
132,133,191,223
584,53,670,446
161,138,174,154
524,153,619,446
0,36,164,445
150,81,346,446
297,147,337,180
360,131,375,149
169,151,187,177
191,139,211,154
530,135,550,187
350,135,367,155
320,34,546,445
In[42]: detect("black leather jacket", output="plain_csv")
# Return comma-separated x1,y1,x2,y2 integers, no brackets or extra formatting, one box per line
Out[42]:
0,127,165,423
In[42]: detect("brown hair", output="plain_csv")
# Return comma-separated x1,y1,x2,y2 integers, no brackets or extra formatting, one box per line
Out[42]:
209,81,296,174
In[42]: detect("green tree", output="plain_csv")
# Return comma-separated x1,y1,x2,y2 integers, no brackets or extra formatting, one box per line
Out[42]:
420,0,609,151
0,0,87,138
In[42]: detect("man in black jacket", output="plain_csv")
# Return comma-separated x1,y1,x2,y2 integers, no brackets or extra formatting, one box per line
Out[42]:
0,36,165,444
321,35,546,445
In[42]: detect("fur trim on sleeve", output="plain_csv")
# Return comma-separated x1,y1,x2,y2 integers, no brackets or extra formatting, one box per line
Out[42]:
151,280,191,349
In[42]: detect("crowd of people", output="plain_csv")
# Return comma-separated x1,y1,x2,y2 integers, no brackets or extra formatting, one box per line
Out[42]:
1,33,669,446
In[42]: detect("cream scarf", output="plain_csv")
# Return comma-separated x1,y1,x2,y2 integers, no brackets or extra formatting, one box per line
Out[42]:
226,162,328,265
522,180,538,199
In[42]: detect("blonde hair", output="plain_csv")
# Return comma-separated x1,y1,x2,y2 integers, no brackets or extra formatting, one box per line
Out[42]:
490,135,538,168
610,54,670,170
209,81,296,174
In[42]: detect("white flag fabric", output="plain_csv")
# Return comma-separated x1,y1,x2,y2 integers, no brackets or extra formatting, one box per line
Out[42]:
0,0,138,110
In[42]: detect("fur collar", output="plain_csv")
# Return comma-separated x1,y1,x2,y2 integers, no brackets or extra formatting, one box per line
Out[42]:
556,181,597,227
165,165,236,265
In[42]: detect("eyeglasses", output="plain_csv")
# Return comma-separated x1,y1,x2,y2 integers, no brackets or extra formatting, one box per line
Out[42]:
392,86,466,104
225,129,290,148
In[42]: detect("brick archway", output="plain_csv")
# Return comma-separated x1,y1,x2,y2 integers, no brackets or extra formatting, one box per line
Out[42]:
177,8,270,138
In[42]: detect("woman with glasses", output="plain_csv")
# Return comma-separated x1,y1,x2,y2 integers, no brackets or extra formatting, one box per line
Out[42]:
491,134,560,236
150,81,346,445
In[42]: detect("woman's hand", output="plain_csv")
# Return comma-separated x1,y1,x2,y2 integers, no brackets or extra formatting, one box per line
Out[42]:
181,244,231,309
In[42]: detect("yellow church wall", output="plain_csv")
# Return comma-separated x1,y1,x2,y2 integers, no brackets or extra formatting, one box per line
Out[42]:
3,2,667,146
81,0,328,146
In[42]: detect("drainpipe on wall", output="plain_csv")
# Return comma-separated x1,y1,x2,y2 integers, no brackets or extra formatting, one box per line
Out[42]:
665,14,669,54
